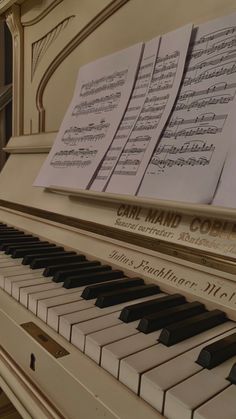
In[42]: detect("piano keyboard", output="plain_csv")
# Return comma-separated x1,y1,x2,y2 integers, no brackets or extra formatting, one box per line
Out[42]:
0,223,236,419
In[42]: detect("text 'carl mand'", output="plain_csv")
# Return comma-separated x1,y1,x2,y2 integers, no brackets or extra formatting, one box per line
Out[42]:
117,204,182,228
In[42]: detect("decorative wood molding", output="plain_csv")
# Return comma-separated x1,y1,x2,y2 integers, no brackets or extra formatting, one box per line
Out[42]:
36,0,130,132
0,1,24,14
22,0,63,27
5,4,24,136
0,402,17,416
0,84,12,111
4,131,56,153
31,15,75,79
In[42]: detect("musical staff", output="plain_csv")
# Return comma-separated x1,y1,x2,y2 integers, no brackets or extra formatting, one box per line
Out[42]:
152,156,211,168
139,13,236,203
72,93,121,116
35,43,143,189
155,140,215,155
106,23,193,194
80,70,128,97
90,37,160,191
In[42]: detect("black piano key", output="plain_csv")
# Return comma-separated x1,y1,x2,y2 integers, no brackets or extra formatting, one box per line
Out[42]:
52,264,108,282
196,332,236,369
64,270,124,289
227,362,236,384
95,284,160,308
0,238,40,250
0,234,33,244
29,253,83,269
0,226,18,230
0,232,28,238
12,246,64,258
119,293,185,323
138,301,206,333
0,226,17,230
82,277,144,300
159,310,227,347
5,242,52,255
23,250,76,265
0,230,20,234
43,260,97,277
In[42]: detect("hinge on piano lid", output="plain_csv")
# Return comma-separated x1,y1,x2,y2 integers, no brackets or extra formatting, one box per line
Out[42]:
21,322,69,358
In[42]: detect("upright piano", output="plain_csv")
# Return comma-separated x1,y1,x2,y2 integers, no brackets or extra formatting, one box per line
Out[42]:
0,0,236,418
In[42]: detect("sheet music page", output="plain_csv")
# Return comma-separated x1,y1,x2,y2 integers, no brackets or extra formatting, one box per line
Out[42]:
105,24,192,195
90,36,160,192
139,13,236,203
34,43,143,188
212,126,236,207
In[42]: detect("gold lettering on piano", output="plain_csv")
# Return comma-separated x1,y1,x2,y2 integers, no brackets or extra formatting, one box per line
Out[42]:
108,248,236,309
109,250,198,291
189,217,236,239
113,204,236,258
116,204,181,227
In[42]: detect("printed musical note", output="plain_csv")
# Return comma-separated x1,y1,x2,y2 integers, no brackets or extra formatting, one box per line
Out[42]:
90,37,160,191
106,23,193,194
34,43,144,188
139,13,236,203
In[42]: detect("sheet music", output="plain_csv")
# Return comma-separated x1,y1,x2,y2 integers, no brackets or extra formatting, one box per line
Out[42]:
34,43,143,188
106,24,192,195
90,36,160,192
139,13,236,203
212,120,236,207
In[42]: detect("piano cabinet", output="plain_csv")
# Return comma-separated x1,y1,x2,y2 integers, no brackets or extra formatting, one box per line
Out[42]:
0,0,236,418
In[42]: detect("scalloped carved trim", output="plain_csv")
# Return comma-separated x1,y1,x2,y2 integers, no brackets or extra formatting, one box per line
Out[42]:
23,0,63,27
31,15,75,79
5,4,23,136
36,0,130,132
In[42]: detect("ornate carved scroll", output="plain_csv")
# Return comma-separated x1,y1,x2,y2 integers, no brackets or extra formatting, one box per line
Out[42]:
36,0,130,132
31,15,75,79
23,0,63,27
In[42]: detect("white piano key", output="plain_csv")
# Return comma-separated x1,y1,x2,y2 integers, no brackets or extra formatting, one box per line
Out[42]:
0,258,22,267
140,327,236,412
119,321,235,394
4,272,44,294
71,312,122,351
85,321,140,364
141,352,202,413
37,288,85,322
59,294,167,345
101,330,162,378
0,254,11,260
48,299,95,332
0,266,34,287
20,281,62,307
12,277,52,300
28,283,65,314
164,354,236,419
60,306,124,341
194,386,236,419
0,250,9,256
